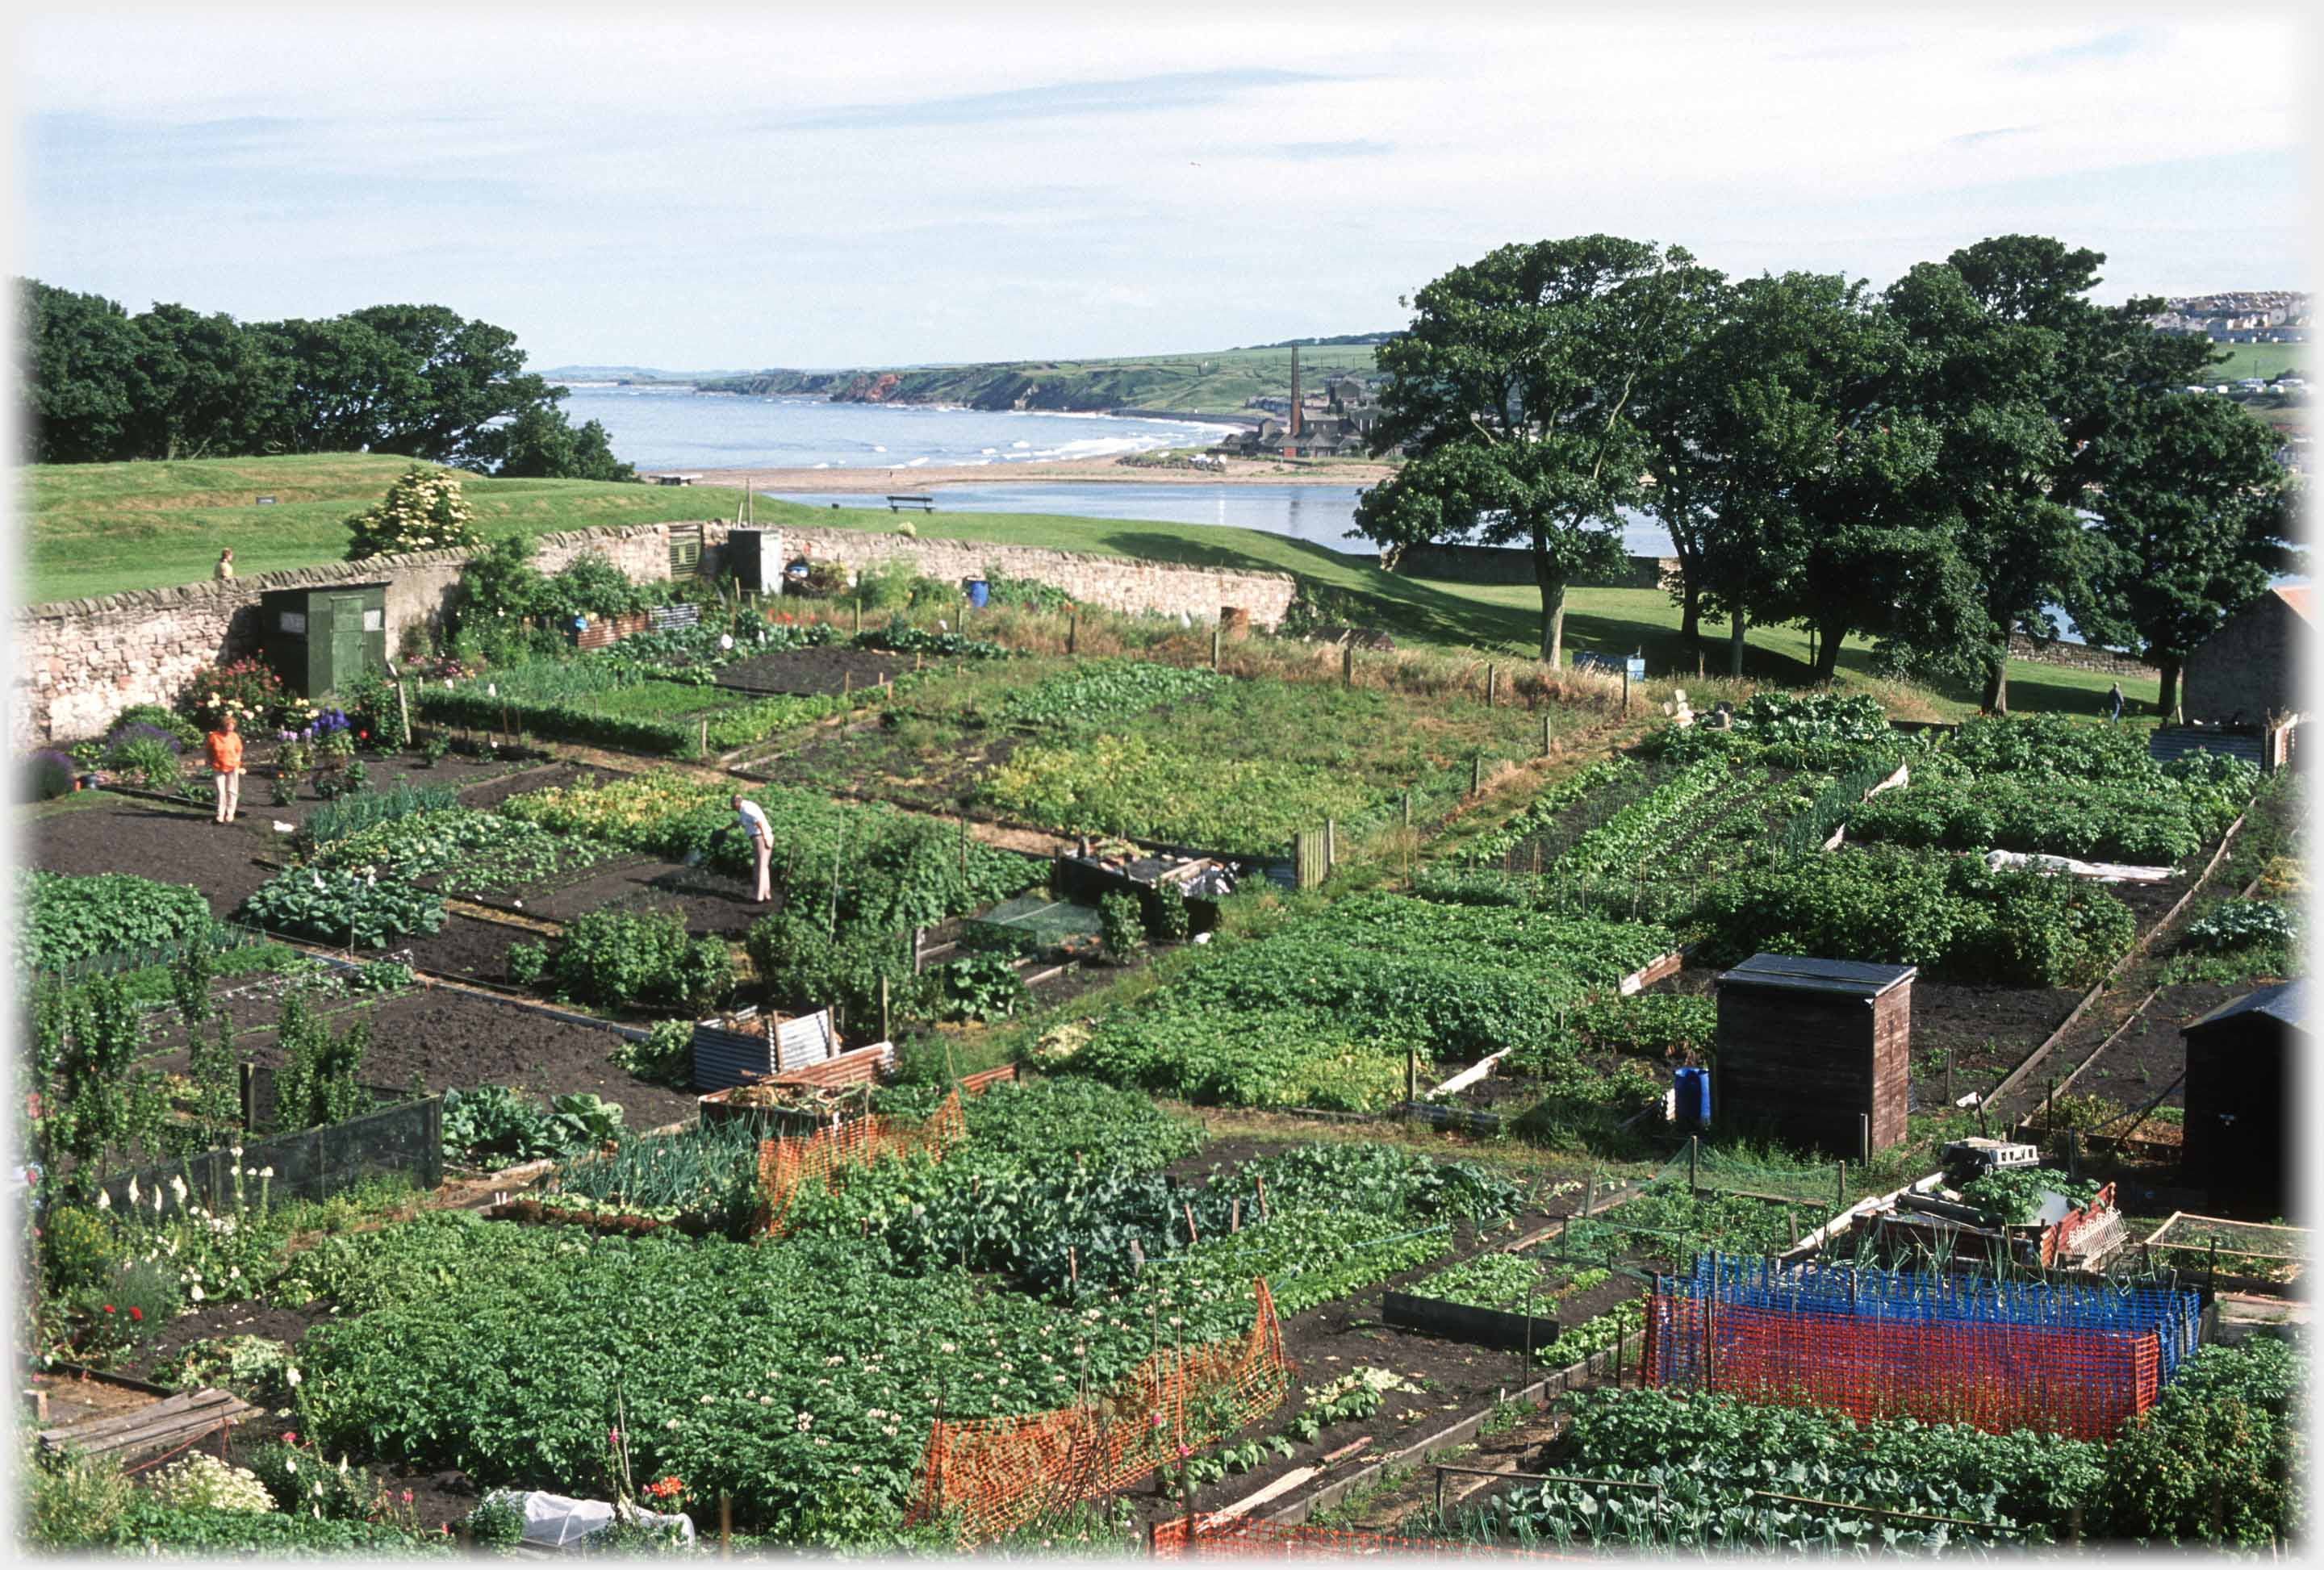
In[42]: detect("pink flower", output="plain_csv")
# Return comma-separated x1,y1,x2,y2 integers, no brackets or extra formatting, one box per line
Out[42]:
282,1432,298,1446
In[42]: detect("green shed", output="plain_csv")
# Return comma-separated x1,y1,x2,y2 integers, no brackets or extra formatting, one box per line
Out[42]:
257,582,389,699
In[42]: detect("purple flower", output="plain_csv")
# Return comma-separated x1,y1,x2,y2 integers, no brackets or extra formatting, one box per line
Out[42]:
102,722,182,755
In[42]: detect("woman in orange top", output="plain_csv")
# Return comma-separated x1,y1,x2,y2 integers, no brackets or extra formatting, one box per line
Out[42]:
204,712,245,824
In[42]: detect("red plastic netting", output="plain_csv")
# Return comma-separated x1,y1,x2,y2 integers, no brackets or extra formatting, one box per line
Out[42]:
1641,1292,2159,1440
905,1280,1292,1545
755,1090,965,1237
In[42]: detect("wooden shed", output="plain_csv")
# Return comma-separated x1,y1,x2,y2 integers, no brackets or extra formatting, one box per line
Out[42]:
257,582,388,700
2183,979,2306,1217
1713,954,1915,1157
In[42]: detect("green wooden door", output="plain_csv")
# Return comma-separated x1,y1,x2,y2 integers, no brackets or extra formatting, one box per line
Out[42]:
328,594,368,693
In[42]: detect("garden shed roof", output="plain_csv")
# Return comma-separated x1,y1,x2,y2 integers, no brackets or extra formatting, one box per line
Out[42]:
1715,954,1917,1000
2185,979,2309,1037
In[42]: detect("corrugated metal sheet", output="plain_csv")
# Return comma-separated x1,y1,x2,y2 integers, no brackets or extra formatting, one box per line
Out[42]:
1718,953,1916,999
691,1008,836,1091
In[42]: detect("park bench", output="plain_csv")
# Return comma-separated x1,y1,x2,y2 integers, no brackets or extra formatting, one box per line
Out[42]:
887,494,936,513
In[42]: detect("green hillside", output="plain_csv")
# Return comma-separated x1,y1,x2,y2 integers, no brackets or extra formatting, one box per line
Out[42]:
697,343,1381,415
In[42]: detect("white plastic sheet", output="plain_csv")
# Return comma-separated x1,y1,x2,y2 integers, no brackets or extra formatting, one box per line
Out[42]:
1983,850,2175,884
485,1489,696,1550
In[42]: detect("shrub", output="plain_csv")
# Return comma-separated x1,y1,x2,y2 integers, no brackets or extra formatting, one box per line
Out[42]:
107,703,203,750
106,734,186,794
1147,888,1193,945
25,748,77,801
506,941,549,988
177,657,307,732
609,1019,696,1087
552,908,733,1014
1098,893,1145,963
2098,1341,2304,1544
146,1452,274,1514
245,1438,378,1520
23,1442,132,1548
745,906,921,1027
342,670,412,752
345,466,482,560
40,1205,115,1294
466,1497,528,1548
936,952,1028,1021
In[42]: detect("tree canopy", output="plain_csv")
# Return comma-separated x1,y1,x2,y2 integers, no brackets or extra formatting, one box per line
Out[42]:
16,278,626,482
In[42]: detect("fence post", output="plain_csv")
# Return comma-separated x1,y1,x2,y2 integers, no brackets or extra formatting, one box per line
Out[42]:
700,717,709,759
1541,715,1553,756
1486,664,1497,708
239,1062,256,1132
720,1494,733,1558
1471,754,1483,795
1836,1160,1845,1217
1687,1135,1698,1196
880,975,891,1042
1212,624,1222,671
1860,1113,1870,1164
1068,608,1078,654
1407,1048,1418,1109
2067,1129,2079,1182
854,600,863,636
1402,789,1412,828
1323,818,1335,871
1342,641,1354,687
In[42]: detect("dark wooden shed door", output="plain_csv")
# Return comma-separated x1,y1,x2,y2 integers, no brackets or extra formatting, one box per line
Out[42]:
329,595,368,690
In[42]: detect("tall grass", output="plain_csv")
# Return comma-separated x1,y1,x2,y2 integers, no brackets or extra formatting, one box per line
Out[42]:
304,783,460,847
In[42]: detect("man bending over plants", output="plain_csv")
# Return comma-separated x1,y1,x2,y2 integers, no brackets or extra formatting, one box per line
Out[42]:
732,794,774,904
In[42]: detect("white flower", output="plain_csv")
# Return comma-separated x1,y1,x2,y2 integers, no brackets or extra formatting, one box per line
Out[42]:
229,1146,244,1161
260,1167,274,1180
190,1284,205,1301
286,1367,301,1386
169,1176,189,1205
127,1179,140,1206
96,1191,111,1211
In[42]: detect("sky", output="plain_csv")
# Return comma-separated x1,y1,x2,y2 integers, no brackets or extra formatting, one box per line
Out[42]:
14,6,2314,371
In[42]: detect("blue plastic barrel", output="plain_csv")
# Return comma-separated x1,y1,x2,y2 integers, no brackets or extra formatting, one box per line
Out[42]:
1674,1066,1711,1129
965,578,991,610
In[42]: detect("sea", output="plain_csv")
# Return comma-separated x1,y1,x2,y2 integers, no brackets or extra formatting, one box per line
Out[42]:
562,384,1674,557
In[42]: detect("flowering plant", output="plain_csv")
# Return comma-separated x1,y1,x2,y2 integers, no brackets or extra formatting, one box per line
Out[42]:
178,658,295,729
345,467,482,561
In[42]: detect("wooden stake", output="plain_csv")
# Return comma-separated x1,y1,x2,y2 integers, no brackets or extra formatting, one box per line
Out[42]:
1541,715,1553,756
1486,664,1497,708
1068,608,1078,653
1212,624,1222,670
1406,1049,1418,1106
1342,641,1354,687
1255,1174,1269,1219
1687,1134,1699,1195
699,717,709,759
853,600,863,635
1182,1201,1199,1244
879,974,890,1041
720,1494,732,1558
1471,754,1483,795
1402,789,1411,827
1231,1199,1240,1233
239,1061,256,1131
1068,1246,1078,1291
395,679,410,745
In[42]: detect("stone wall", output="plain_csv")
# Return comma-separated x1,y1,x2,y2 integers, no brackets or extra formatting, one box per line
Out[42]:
755,526,1298,629
2006,632,2153,679
14,519,1295,748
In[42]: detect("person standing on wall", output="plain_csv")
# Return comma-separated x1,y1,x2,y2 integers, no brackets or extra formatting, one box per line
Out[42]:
732,794,774,904
205,710,245,825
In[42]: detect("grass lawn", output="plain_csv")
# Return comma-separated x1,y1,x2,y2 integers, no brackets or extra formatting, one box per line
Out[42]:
23,453,2158,721
23,454,738,603
2197,342,2305,383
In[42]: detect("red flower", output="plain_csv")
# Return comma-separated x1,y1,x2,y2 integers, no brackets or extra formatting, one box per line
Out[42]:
102,1305,115,1315
282,1431,298,1446
128,1306,142,1322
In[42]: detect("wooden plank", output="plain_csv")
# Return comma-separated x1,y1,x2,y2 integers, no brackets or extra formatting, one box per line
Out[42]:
40,1389,210,1445
1427,1049,1510,1099
42,1389,248,1452
73,1401,253,1457
1211,1465,1319,1519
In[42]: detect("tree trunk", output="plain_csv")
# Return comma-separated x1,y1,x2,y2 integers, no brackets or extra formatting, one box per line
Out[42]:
1980,643,2009,716
2157,656,2183,723
1678,576,1701,645
1728,608,1748,678
1812,619,1845,684
1532,524,1569,668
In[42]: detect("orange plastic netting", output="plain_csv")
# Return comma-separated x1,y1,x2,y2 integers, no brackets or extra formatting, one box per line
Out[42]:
1152,1514,1581,1560
905,1280,1292,1545
755,1091,966,1237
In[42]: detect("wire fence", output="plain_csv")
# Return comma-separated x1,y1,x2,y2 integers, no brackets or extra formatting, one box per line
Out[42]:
26,920,274,990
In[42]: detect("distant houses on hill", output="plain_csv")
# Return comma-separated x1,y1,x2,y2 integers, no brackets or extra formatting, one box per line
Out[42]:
1217,376,1390,460
2147,290,2310,343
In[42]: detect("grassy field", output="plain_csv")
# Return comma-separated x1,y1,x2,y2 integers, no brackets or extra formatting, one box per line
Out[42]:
698,343,1382,414
2197,342,2305,383
23,454,741,603
21,453,2155,720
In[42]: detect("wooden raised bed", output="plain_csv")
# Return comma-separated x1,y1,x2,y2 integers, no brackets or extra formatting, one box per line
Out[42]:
1381,1291,1562,1355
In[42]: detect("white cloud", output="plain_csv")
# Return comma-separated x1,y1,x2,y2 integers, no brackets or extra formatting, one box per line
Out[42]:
17,11,2305,366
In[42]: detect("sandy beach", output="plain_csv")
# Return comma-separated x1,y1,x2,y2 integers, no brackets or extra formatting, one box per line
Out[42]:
689,454,1395,494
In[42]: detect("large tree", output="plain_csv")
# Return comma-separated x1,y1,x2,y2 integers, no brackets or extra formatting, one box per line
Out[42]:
1355,236,1687,666
478,404,636,482
2073,392,2300,718
19,281,142,462
124,302,290,461
348,303,560,466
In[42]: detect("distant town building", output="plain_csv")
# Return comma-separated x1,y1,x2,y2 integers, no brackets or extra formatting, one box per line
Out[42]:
2147,290,2310,341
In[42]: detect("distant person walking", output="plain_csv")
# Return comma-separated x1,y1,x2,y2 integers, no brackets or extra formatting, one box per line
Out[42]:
205,711,244,825
732,794,774,904
214,548,235,582
2107,681,2125,723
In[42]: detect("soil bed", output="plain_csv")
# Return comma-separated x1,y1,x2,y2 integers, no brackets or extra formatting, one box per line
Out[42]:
457,758,627,812
494,858,767,938
217,749,554,832
27,792,277,917
131,984,697,1127
713,645,913,698
2067,981,2247,1115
